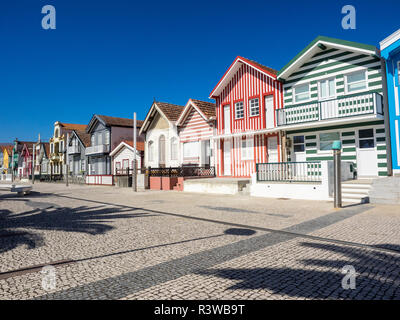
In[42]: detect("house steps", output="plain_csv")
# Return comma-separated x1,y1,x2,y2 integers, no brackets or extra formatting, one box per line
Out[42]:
330,179,373,204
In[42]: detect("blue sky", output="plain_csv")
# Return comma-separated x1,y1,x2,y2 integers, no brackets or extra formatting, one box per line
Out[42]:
1,0,399,142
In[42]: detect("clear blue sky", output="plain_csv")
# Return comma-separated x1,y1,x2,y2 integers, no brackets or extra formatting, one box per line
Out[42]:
1,0,399,142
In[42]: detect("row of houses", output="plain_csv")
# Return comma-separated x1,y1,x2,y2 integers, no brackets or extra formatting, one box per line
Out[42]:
1,32,400,200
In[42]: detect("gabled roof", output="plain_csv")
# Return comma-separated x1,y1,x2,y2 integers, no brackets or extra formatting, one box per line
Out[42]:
277,36,379,81
58,122,87,131
86,114,143,133
139,101,185,135
109,140,144,157
380,29,400,56
176,99,216,126
2,145,13,155
73,130,91,148
210,56,278,98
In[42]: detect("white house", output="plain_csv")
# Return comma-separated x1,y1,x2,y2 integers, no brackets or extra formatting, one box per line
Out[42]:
139,101,184,168
110,140,144,174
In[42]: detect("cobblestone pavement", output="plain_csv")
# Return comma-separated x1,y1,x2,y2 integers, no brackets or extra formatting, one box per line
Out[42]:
0,182,400,300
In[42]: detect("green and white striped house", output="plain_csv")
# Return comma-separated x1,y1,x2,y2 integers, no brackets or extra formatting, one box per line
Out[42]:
276,36,389,178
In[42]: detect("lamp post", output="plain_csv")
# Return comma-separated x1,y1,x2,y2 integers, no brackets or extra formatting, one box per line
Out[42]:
332,140,342,208
132,112,137,192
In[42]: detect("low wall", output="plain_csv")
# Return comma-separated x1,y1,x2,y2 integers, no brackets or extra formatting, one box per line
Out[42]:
183,179,241,195
0,174,12,181
85,175,114,186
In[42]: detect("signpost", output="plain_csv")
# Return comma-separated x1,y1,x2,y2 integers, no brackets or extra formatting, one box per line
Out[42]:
32,142,35,184
332,140,342,208
66,133,69,187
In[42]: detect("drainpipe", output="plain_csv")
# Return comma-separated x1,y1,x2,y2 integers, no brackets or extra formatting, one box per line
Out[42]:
380,58,393,176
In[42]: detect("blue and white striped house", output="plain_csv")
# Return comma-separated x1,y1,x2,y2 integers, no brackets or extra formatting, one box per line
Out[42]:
380,29,400,175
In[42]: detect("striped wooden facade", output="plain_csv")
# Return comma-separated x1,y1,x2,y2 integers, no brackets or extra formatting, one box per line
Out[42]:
179,107,213,143
279,37,389,177
212,58,283,177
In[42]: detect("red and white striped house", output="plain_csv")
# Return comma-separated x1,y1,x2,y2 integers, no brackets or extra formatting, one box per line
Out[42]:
176,99,216,167
210,56,284,177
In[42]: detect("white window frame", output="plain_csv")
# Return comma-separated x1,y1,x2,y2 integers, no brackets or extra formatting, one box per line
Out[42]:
183,141,199,158
318,131,340,152
293,83,310,103
235,101,244,119
249,98,260,117
170,138,178,161
292,135,305,154
148,141,154,162
318,78,336,100
345,70,367,94
397,60,400,85
241,137,254,160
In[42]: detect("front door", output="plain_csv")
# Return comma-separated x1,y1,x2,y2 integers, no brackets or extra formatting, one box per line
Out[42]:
357,129,378,177
265,95,275,129
224,105,231,134
203,140,210,166
223,140,231,176
267,136,278,162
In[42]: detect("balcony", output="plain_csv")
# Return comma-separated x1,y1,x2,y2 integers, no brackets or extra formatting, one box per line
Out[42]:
67,145,80,155
86,144,110,156
276,92,383,127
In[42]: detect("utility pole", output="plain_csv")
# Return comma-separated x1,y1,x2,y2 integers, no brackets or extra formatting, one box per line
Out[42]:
11,147,14,183
66,133,69,187
132,112,137,192
32,142,35,184
332,140,342,208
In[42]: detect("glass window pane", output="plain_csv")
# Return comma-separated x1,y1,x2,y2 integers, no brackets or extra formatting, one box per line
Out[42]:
359,129,374,138
329,79,335,96
320,132,340,141
348,81,366,92
320,141,333,151
293,136,304,144
294,144,305,152
320,81,327,98
296,84,309,94
347,71,365,83
359,139,374,148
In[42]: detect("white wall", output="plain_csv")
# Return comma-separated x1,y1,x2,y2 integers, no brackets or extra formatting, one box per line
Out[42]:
144,125,181,168
112,146,141,174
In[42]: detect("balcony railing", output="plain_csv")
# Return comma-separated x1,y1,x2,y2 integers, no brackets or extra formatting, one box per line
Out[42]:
276,92,383,126
148,166,215,178
67,145,80,154
256,162,322,183
85,144,110,155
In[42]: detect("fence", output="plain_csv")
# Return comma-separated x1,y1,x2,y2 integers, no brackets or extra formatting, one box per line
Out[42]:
148,166,215,178
256,162,322,183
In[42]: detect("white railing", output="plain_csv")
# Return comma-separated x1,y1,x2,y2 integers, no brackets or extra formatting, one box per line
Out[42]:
67,145,80,154
256,162,322,182
85,144,110,155
277,92,383,126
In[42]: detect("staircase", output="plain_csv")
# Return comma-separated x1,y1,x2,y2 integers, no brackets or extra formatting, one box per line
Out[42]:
330,179,373,204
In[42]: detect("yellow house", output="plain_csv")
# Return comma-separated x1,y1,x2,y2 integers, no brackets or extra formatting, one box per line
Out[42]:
49,122,87,176
2,145,13,173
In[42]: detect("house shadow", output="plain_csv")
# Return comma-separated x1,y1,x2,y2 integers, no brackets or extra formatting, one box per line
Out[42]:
196,241,400,299
0,203,157,254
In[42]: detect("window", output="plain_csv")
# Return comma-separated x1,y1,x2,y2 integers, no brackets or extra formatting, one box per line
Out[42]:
293,136,305,152
358,129,374,149
346,71,367,93
319,78,335,99
105,131,110,145
115,162,121,173
50,143,54,154
170,138,178,160
249,98,259,116
91,135,95,146
319,132,340,151
59,141,64,153
148,141,154,161
81,160,85,172
397,61,400,84
122,159,129,169
241,138,254,160
235,101,244,119
55,129,59,138
294,83,310,102
183,141,199,158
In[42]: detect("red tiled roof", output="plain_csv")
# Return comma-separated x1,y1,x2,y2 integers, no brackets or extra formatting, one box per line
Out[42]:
59,123,87,131
238,56,278,76
122,140,144,152
155,102,185,122
191,99,216,119
74,130,91,147
97,115,144,128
